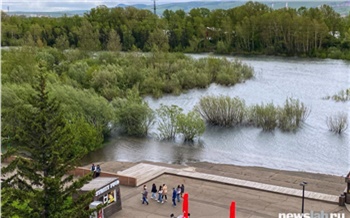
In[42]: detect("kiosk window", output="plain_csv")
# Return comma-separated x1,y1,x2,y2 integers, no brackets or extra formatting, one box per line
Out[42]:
103,194,108,204
108,191,115,204
98,194,108,204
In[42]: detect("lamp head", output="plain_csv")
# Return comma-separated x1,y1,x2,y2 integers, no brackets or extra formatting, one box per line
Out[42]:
299,181,308,186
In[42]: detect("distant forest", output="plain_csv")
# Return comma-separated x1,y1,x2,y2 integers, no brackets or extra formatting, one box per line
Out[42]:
2,1,350,59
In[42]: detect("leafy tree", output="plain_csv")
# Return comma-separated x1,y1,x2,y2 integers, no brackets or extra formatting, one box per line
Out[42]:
176,111,205,141
66,116,104,154
65,60,91,88
54,34,70,50
2,47,38,84
23,31,36,47
107,29,122,51
76,19,100,51
112,88,154,136
50,84,114,137
121,25,135,51
146,28,169,52
89,64,121,101
1,74,95,218
156,104,183,140
1,83,34,141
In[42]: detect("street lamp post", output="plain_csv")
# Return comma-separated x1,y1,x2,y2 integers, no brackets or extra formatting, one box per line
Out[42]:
300,181,307,217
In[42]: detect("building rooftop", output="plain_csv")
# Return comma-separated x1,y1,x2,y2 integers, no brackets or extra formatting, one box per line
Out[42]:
81,177,118,192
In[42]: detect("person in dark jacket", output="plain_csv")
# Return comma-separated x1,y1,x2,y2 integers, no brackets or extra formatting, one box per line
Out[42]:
91,164,96,178
151,183,157,199
172,187,177,207
181,184,185,197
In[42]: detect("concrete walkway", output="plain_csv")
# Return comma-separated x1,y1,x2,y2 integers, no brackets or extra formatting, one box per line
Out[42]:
114,174,348,218
117,163,339,204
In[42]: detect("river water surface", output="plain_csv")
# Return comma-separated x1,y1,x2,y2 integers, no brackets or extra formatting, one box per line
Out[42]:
83,54,350,176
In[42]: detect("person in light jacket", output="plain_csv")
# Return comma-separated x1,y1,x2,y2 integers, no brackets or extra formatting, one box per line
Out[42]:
162,183,168,203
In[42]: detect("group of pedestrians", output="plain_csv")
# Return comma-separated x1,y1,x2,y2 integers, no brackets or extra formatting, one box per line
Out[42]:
141,183,185,207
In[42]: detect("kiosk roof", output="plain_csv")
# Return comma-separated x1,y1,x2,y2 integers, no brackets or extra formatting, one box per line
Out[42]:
80,177,118,191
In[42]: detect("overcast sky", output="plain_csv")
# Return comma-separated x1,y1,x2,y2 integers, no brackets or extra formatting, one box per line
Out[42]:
1,0,229,12
2,0,345,12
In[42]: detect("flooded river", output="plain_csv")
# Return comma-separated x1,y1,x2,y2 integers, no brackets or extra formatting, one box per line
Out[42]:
83,54,350,176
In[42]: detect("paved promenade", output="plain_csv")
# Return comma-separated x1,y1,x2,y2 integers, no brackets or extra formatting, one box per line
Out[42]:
86,161,349,217
117,163,339,203
114,174,349,218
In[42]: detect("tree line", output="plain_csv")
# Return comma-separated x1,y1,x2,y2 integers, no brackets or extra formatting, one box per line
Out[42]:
2,2,350,59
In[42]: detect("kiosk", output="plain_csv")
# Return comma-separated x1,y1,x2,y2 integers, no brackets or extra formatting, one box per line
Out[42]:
81,177,122,217
345,172,350,204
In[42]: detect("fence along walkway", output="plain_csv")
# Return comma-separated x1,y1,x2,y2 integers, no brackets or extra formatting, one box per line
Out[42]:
117,163,339,204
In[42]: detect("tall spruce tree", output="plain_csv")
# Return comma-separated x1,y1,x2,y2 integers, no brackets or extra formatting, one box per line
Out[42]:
1,74,95,217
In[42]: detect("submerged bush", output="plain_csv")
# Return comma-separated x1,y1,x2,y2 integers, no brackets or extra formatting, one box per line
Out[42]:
250,103,279,131
323,88,350,102
176,111,206,141
326,112,348,134
156,104,183,140
278,98,311,131
197,95,309,131
196,95,246,127
156,105,206,141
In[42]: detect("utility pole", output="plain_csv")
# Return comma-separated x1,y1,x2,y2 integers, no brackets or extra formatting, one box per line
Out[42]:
153,0,156,15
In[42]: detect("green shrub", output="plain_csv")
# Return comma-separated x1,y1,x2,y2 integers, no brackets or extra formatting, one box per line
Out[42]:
177,111,206,141
278,98,310,131
250,103,278,131
196,95,246,127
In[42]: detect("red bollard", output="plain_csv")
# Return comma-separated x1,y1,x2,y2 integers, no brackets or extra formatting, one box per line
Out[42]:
230,201,236,218
183,193,189,218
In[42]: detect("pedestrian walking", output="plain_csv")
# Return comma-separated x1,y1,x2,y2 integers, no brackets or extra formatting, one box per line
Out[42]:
142,187,149,205
181,184,185,197
141,185,146,201
151,183,157,200
157,185,163,203
172,187,177,207
176,185,181,202
162,184,168,203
